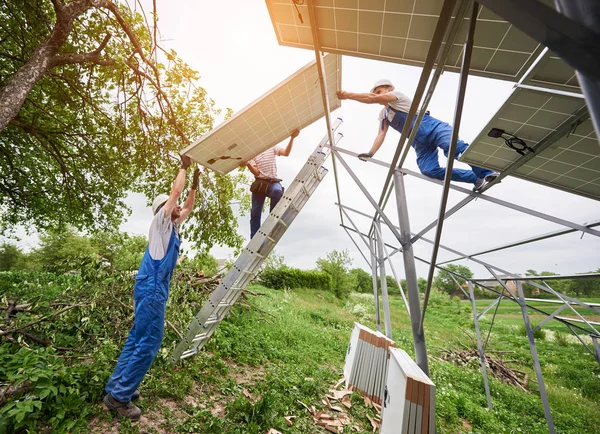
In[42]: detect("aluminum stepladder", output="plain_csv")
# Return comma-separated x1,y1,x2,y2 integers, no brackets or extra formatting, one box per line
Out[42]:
170,118,343,364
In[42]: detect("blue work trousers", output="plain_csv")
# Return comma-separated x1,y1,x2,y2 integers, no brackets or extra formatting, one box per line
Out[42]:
390,111,492,184
250,181,283,238
105,228,179,402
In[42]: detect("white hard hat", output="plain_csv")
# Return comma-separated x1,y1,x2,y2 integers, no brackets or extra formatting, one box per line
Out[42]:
370,79,395,93
152,194,170,215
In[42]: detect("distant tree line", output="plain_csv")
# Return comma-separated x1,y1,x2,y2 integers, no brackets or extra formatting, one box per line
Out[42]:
0,228,219,275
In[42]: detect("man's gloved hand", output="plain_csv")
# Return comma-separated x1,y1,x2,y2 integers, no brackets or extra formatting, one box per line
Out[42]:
357,151,374,161
180,154,192,170
192,168,200,190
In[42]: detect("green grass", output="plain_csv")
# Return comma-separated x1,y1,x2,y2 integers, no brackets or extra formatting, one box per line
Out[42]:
1,273,599,433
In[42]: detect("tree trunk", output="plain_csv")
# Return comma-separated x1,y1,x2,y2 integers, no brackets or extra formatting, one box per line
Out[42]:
0,0,92,132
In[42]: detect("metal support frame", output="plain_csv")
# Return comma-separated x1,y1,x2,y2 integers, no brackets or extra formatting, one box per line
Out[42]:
294,1,600,431
370,236,382,333
516,281,556,434
468,281,493,410
421,1,479,332
375,220,393,339
306,0,344,225
393,171,430,376
372,219,411,316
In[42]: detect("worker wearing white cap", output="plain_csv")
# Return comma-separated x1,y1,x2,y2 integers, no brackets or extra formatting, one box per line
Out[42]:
337,79,498,190
103,155,199,421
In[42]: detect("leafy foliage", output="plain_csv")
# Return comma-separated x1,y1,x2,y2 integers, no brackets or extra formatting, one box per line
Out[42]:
434,264,473,295
0,243,25,271
260,267,332,291
349,268,372,293
316,249,353,299
0,0,247,251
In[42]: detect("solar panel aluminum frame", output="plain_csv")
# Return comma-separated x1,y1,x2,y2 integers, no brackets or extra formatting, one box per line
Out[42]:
180,54,342,174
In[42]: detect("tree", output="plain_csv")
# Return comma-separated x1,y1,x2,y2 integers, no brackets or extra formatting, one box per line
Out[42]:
568,270,600,298
0,0,247,251
34,227,97,273
434,264,473,295
316,250,353,299
417,277,427,293
386,275,398,290
0,242,24,271
349,268,371,293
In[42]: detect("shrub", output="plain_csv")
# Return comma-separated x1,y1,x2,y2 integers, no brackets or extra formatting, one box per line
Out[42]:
553,331,570,347
259,267,332,290
519,324,546,340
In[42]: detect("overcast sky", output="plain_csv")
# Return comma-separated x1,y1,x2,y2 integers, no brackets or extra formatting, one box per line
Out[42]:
9,0,600,279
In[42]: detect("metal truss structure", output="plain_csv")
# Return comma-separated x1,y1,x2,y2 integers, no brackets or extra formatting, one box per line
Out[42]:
297,1,600,433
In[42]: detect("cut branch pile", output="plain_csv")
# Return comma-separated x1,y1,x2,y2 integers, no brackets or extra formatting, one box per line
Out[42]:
439,349,529,392
293,376,382,433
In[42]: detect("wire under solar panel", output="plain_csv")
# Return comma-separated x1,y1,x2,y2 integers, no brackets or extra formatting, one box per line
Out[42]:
461,86,599,201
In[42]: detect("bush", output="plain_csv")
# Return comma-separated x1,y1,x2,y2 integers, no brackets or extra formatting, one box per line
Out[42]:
519,324,547,340
259,267,332,291
316,250,353,299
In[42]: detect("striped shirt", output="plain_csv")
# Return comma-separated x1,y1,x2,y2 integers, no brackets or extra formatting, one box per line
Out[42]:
249,146,282,179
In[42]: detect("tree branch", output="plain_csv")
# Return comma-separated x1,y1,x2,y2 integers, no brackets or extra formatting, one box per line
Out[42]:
52,33,114,67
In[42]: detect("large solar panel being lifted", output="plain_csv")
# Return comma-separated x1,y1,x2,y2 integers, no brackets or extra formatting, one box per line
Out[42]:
265,0,550,82
460,87,599,201
182,54,341,174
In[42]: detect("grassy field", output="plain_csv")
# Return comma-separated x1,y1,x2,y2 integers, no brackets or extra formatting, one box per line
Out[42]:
1,273,599,433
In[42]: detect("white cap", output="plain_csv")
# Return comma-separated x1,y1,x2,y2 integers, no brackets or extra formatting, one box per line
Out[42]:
370,79,395,93
152,194,170,215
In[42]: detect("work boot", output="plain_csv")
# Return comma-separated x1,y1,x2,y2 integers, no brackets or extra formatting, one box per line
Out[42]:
484,172,500,183
103,389,140,401
131,389,141,401
103,394,141,421
358,151,374,161
473,177,484,191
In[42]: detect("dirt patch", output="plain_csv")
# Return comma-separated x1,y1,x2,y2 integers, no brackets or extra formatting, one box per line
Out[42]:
221,358,267,386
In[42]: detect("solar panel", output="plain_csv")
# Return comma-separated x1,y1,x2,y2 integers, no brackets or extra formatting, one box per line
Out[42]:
182,54,341,174
460,87,599,201
523,50,581,93
265,0,551,82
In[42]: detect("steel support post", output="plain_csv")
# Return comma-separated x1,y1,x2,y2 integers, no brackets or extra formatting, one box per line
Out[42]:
370,236,382,333
516,281,556,434
422,1,479,332
393,171,430,376
593,336,600,367
306,0,345,224
468,281,493,410
373,221,411,316
376,220,393,339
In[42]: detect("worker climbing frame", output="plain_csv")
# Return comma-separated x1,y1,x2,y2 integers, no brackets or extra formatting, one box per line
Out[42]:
170,119,344,364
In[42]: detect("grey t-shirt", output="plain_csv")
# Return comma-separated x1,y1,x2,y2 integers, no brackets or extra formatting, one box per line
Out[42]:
148,207,179,260
378,90,413,122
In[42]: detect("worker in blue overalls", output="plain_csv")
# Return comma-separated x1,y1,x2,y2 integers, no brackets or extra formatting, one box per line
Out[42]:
337,79,498,190
103,155,200,421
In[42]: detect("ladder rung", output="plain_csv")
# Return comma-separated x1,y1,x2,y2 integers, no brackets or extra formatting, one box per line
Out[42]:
192,333,208,343
218,301,233,308
180,349,197,359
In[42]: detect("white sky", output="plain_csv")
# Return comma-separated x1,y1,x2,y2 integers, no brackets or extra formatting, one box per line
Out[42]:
8,0,600,279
